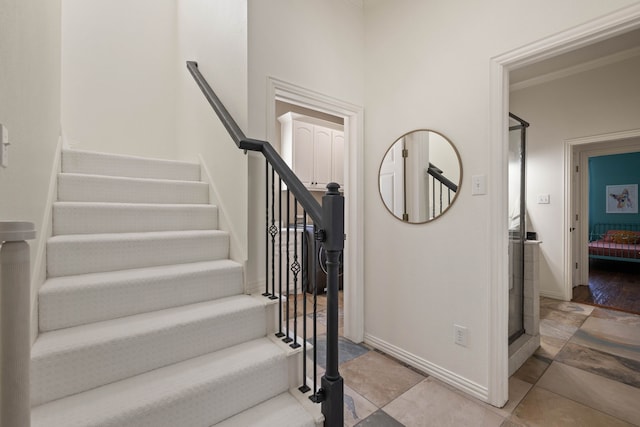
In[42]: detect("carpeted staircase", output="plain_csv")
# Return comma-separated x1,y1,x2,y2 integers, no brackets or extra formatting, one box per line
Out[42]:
31,149,320,426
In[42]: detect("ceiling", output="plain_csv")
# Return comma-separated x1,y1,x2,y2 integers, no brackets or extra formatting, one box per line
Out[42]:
510,27,640,88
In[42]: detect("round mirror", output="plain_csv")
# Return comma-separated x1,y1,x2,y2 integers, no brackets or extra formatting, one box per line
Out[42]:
378,129,462,223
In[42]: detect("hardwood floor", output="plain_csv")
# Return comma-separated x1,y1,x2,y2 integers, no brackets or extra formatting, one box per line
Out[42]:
572,258,640,315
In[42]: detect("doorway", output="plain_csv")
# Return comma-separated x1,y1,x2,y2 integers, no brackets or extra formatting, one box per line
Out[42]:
568,135,640,314
489,4,640,406
266,77,364,344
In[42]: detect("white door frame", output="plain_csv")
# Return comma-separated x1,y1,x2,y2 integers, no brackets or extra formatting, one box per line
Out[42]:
564,130,640,299
266,77,365,343
488,3,640,406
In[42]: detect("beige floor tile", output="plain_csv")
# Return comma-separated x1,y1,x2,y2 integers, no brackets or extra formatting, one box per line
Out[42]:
343,384,378,427
500,377,532,415
340,351,425,407
571,316,640,363
536,361,640,425
540,306,589,328
535,334,568,359
590,307,640,326
540,297,595,316
513,386,633,427
512,355,550,384
429,376,530,418
383,378,505,427
539,317,580,341
555,341,640,388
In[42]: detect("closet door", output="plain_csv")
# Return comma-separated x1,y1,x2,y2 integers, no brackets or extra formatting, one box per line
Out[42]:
292,121,314,187
313,126,333,189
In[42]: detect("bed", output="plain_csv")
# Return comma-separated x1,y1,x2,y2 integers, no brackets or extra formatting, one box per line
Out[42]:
588,223,640,263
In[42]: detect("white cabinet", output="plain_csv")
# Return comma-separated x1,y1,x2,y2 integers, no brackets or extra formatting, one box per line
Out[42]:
278,112,344,191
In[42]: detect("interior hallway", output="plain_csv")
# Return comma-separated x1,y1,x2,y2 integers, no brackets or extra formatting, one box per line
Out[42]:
311,294,640,426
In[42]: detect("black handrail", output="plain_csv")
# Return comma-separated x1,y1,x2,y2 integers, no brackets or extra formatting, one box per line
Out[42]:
187,60,344,426
427,163,458,192
187,61,323,225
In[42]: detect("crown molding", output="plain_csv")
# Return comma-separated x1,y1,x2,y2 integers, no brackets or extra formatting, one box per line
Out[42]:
511,45,640,91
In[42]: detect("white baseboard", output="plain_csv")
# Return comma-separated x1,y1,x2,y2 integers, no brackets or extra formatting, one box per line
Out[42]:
363,333,489,403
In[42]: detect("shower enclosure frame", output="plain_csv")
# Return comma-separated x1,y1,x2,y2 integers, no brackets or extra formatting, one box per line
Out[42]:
508,112,529,345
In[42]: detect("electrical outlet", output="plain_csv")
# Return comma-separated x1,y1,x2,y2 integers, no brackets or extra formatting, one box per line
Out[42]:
537,194,550,204
454,324,468,347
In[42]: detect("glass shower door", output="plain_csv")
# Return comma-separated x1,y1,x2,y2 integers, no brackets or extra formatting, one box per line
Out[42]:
508,113,528,344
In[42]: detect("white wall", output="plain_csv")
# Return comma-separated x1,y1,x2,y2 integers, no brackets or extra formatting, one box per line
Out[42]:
246,0,365,290
0,0,62,408
61,0,177,158
511,55,640,298
363,0,636,400
176,0,249,263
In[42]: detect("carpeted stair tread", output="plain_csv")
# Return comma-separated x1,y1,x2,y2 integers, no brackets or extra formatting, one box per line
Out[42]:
62,149,201,181
53,201,218,235
214,392,318,427
31,295,269,406
39,259,243,331
31,338,289,427
47,230,229,277
58,173,209,204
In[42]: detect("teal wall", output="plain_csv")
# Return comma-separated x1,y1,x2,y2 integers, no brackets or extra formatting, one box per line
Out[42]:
589,152,640,230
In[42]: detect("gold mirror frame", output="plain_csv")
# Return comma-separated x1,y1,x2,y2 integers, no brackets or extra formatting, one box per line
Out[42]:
378,129,463,224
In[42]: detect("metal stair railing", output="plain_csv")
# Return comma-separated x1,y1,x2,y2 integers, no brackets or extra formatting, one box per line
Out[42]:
187,61,344,426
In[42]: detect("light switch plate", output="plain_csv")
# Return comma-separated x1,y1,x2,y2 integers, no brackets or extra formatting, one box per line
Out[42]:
0,124,7,168
471,174,486,195
537,194,550,204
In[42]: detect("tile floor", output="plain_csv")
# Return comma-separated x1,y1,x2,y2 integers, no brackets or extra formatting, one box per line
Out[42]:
310,295,640,426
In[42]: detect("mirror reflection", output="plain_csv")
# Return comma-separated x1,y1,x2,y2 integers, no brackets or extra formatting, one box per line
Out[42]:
379,129,462,223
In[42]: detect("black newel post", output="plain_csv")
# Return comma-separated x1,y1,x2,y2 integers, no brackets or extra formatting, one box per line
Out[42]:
320,182,344,427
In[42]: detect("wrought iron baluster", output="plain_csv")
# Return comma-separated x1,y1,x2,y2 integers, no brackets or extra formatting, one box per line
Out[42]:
276,177,285,338
291,200,301,349
283,190,293,344
439,182,443,214
299,210,310,393
311,224,319,400
432,177,436,218
263,159,270,297
269,167,278,300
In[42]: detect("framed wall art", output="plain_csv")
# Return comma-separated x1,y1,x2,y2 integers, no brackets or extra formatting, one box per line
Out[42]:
606,184,638,214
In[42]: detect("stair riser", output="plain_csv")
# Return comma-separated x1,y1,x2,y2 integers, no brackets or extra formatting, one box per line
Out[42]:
31,303,268,406
31,341,290,427
62,150,201,181
39,262,244,331
58,174,209,204
53,203,218,235
47,232,229,277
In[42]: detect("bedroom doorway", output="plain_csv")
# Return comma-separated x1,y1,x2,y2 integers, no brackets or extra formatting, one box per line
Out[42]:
566,134,640,314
